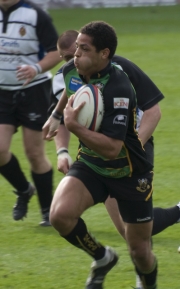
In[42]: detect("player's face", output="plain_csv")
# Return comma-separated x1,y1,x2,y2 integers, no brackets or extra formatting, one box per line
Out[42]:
74,33,109,79
0,0,19,10
57,42,76,62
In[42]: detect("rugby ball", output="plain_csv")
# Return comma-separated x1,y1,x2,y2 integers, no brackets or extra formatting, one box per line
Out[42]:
72,84,104,131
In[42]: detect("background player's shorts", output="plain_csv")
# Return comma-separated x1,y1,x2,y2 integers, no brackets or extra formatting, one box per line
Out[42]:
67,161,154,224
0,79,52,131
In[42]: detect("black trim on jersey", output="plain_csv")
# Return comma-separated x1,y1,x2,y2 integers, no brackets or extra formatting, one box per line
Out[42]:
54,89,63,98
0,51,41,56
0,76,48,87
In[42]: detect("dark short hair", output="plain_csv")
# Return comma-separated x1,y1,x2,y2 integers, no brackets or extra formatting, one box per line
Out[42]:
57,30,79,50
79,21,117,59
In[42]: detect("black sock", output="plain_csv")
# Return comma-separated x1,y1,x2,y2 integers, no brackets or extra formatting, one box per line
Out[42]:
63,218,106,260
135,258,158,289
0,154,29,192
31,169,53,213
152,206,180,236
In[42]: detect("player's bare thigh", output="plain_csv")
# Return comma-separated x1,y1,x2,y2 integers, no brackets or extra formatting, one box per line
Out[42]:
50,176,94,235
105,196,125,239
0,124,15,165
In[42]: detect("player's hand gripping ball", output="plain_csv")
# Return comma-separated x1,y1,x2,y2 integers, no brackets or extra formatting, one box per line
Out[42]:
72,84,104,131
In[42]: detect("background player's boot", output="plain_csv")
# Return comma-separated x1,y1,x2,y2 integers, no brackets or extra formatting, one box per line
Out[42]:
85,246,119,289
13,183,35,220
39,210,51,226
134,274,143,289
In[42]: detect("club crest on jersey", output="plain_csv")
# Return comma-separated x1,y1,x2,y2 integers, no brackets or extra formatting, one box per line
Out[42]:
19,26,26,36
113,115,127,125
136,179,150,193
114,98,129,109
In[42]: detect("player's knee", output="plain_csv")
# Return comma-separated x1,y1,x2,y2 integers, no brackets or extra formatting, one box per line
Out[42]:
25,148,46,167
0,150,11,165
129,241,150,262
50,203,72,234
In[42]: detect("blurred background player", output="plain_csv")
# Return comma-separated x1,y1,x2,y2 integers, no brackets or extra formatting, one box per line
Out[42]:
0,0,62,226
46,29,180,289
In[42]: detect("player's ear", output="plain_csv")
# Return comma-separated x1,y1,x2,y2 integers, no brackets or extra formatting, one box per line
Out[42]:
101,48,110,59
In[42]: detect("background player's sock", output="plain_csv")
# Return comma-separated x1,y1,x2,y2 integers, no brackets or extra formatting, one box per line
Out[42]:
31,169,53,213
0,154,29,192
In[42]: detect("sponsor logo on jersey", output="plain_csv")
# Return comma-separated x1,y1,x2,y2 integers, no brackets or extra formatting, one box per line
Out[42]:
136,178,150,193
114,98,129,109
0,39,19,48
0,56,22,63
69,77,83,92
113,115,127,125
19,26,26,36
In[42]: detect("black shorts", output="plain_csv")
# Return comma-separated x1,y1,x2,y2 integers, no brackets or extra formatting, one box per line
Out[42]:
66,161,154,223
0,80,52,131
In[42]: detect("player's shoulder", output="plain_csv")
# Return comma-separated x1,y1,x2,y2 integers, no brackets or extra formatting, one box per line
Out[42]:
22,0,52,21
63,59,76,75
111,61,130,81
112,55,136,71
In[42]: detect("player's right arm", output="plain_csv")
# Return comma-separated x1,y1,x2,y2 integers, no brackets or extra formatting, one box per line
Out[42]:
55,125,73,174
112,55,164,145
42,89,68,140
138,103,161,145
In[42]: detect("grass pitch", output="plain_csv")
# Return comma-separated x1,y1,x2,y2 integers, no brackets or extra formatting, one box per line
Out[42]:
1,5,180,289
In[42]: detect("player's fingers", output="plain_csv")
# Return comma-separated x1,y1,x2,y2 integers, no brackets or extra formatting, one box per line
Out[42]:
23,78,31,86
75,101,86,112
42,124,50,140
46,130,58,140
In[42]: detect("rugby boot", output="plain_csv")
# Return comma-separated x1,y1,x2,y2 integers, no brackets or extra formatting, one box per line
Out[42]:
39,210,51,227
13,183,35,220
85,246,119,289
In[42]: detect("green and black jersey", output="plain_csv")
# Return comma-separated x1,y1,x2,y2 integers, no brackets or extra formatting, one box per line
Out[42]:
63,59,153,178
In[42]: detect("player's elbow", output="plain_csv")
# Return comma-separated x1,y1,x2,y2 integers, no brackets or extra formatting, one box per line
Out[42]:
106,146,122,160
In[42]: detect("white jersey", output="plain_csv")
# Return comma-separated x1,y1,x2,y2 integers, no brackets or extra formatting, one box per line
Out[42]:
136,108,144,131
52,68,65,100
0,0,58,90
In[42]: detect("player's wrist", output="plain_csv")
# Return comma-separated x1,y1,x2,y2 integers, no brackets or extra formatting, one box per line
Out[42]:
57,148,73,167
31,63,42,75
52,110,62,121
57,147,68,156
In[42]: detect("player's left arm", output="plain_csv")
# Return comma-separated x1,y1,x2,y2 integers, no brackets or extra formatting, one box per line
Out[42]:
16,50,62,86
17,7,62,85
138,103,161,145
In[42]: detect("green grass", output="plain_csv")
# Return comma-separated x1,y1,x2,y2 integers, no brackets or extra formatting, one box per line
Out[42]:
1,5,180,289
